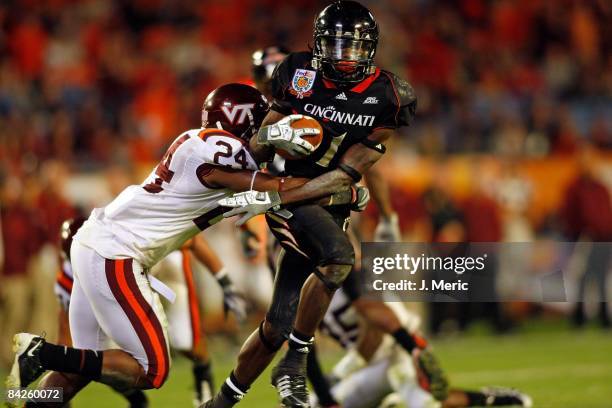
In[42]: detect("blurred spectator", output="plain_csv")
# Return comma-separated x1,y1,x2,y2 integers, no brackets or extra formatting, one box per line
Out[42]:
561,144,612,327
0,174,43,368
0,0,609,174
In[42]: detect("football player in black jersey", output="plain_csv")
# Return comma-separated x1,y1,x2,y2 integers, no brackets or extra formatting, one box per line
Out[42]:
207,2,443,407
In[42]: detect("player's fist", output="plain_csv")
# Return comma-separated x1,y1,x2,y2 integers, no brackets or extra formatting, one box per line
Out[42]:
257,114,319,157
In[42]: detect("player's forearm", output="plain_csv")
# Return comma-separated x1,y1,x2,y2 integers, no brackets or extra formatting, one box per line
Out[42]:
249,135,274,162
278,169,353,205
190,234,224,274
365,166,395,218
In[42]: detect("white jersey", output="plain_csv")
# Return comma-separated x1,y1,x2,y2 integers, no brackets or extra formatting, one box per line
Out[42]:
75,128,258,267
321,289,421,350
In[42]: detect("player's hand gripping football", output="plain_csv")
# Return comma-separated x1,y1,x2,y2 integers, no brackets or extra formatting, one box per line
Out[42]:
374,212,401,241
257,114,319,157
219,190,282,226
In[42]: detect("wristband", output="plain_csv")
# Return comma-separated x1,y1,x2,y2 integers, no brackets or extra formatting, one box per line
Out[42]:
250,170,260,191
215,268,231,288
338,163,362,183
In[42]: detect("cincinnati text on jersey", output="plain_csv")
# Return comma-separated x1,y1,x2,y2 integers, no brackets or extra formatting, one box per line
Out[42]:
304,103,376,127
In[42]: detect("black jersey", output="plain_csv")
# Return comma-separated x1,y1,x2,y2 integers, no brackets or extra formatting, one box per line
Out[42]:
270,51,417,178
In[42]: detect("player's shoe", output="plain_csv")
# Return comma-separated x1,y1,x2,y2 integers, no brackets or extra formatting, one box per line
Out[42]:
271,357,310,407
482,387,533,407
194,379,213,407
5,333,46,390
412,348,449,401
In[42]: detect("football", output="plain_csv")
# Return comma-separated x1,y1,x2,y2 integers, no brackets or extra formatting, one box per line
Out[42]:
276,116,323,160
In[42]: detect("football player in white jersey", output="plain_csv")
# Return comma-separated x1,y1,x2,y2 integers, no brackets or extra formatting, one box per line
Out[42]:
309,287,532,408
53,217,246,407
6,83,366,405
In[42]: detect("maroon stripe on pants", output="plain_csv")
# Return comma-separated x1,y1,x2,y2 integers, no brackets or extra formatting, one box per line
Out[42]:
123,259,170,386
105,259,161,387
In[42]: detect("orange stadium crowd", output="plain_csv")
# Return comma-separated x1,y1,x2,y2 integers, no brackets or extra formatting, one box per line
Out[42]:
0,0,611,366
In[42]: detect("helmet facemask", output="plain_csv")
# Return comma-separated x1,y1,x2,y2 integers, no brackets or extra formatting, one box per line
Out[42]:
314,35,377,83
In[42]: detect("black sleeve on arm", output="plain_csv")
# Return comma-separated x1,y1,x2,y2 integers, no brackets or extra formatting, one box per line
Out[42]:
378,71,417,129
270,54,296,115
307,343,338,407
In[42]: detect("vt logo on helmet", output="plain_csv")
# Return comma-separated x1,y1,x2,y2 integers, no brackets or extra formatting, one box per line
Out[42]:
201,83,270,141
221,103,256,125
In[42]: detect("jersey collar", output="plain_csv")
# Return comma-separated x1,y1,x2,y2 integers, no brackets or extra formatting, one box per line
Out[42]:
321,68,381,94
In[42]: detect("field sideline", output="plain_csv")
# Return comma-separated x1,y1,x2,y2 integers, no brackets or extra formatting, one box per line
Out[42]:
3,320,611,407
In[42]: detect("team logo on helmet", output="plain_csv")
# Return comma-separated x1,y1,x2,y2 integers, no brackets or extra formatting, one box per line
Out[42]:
290,69,316,99
220,103,255,125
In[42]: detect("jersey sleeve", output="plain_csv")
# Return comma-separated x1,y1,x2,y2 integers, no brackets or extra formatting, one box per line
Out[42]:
378,72,417,129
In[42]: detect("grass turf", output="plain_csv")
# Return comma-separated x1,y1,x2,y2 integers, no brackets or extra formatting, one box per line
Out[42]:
5,320,612,407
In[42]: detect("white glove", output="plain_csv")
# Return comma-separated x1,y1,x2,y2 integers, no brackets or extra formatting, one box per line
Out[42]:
374,212,401,242
257,114,319,157
219,190,281,226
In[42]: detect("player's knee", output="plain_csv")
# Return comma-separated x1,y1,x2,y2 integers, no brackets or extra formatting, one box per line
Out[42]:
315,264,352,291
259,319,285,352
320,236,355,267
142,357,170,389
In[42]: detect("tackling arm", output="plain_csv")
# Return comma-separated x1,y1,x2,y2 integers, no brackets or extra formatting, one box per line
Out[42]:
278,128,393,205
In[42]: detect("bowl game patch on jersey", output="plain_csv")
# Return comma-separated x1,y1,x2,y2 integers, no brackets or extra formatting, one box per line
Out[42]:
290,69,317,98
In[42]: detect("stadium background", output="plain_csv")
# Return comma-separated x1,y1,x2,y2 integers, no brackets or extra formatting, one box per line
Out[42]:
0,0,610,406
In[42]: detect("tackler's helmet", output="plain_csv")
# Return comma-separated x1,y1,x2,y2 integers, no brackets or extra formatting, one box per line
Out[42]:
312,1,379,83
60,216,86,261
202,83,270,141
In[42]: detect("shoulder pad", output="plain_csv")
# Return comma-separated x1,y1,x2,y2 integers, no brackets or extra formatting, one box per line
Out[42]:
385,71,417,108
381,71,417,127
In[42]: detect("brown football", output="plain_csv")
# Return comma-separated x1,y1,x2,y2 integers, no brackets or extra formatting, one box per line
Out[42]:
276,116,323,160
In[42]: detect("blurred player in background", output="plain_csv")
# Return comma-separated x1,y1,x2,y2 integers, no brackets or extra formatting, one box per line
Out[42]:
308,281,532,408
6,83,361,403
208,2,446,407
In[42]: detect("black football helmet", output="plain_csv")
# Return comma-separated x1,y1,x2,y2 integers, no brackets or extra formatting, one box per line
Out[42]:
60,216,86,261
312,1,379,83
201,83,270,141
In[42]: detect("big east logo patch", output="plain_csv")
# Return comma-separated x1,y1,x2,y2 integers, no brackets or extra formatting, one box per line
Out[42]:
290,69,316,99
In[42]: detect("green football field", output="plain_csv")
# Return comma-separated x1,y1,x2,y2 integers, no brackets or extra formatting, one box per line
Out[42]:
5,320,612,407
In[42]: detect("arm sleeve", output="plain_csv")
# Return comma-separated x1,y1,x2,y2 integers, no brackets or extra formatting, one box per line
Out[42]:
270,54,296,115
378,72,417,129
307,344,339,407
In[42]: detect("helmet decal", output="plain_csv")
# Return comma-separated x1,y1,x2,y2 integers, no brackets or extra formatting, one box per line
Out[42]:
220,103,256,125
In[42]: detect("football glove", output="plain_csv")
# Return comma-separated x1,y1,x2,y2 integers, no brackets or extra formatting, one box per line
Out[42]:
412,348,449,401
374,212,401,242
351,185,370,212
257,114,319,157
328,186,370,211
219,190,282,226
216,273,248,323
